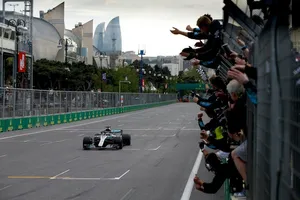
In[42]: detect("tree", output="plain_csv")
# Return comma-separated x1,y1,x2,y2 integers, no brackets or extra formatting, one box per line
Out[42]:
32,59,177,93
177,67,204,84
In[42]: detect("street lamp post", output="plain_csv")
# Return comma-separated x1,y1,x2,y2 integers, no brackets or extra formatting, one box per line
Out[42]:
138,50,145,93
8,18,27,88
119,80,131,107
95,51,106,92
57,38,73,64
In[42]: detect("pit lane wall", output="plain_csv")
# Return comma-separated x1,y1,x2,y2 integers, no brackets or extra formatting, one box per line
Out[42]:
0,100,176,133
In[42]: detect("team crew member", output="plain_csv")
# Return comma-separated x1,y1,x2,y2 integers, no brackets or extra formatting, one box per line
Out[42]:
179,15,223,69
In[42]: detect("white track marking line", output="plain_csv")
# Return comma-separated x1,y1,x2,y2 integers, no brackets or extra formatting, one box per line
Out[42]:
163,128,178,131
66,157,80,163
77,134,85,137
147,145,161,151
123,149,140,151
50,169,70,180
55,139,68,143
180,149,203,200
58,177,116,180
0,109,158,141
0,185,12,191
118,124,124,127
120,188,134,200
40,142,53,146
115,170,130,180
159,134,176,137
0,154,7,158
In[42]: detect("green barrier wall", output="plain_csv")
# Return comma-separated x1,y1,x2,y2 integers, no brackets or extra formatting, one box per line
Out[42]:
0,101,176,133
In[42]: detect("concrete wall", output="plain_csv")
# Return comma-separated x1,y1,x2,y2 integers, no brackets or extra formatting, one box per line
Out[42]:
82,20,93,65
72,20,93,65
43,2,65,62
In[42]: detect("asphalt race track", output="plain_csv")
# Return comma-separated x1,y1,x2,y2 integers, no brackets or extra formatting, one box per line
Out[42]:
0,103,224,200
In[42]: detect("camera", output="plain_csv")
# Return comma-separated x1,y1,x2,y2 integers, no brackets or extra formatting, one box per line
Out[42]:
222,43,232,57
199,141,205,150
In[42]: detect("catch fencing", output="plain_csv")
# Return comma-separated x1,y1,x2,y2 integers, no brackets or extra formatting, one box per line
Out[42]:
0,88,176,119
0,88,177,132
221,1,299,199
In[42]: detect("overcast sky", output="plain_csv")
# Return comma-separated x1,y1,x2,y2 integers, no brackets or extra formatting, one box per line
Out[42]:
2,0,223,56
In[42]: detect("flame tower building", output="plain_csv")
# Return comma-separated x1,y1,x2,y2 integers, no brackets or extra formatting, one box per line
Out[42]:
93,16,122,55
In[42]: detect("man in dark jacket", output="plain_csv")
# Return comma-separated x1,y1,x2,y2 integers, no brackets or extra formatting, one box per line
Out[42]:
193,152,244,194
179,15,223,69
170,14,213,44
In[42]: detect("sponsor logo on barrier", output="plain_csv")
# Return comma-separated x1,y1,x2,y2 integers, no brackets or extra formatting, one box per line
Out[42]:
74,114,78,121
28,118,32,128
51,116,54,125
69,114,72,122
0,121,2,132
36,118,40,127
18,119,23,130
79,113,82,120
8,120,13,131
44,117,48,126
64,115,67,123
84,113,87,119
58,116,61,124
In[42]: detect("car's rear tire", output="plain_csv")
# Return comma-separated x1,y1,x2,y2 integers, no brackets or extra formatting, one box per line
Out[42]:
114,137,123,149
122,134,131,146
83,136,93,150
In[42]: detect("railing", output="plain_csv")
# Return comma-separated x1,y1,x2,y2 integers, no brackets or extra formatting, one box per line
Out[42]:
0,87,177,119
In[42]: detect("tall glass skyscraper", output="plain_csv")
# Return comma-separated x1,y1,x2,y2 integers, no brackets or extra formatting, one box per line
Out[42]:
94,16,122,55
93,22,105,52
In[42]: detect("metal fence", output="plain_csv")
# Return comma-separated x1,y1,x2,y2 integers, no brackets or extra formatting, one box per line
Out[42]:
0,88,177,119
243,11,299,200
221,1,300,199
250,16,300,200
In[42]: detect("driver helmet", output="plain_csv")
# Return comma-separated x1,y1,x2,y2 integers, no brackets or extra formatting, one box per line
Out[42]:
105,126,111,131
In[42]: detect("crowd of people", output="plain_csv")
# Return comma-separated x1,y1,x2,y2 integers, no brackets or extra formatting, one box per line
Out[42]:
171,14,258,197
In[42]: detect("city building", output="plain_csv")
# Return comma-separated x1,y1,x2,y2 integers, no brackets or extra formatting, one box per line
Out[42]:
93,16,122,68
162,63,179,76
157,55,183,75
93,22,105,52
1,2,95,66
95,16,122,55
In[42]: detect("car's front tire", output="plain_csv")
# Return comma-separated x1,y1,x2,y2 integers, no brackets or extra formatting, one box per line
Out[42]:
122,134,131,146
83,136,93,150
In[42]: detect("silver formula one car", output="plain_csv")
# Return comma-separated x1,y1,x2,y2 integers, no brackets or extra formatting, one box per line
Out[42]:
82,126,131,150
